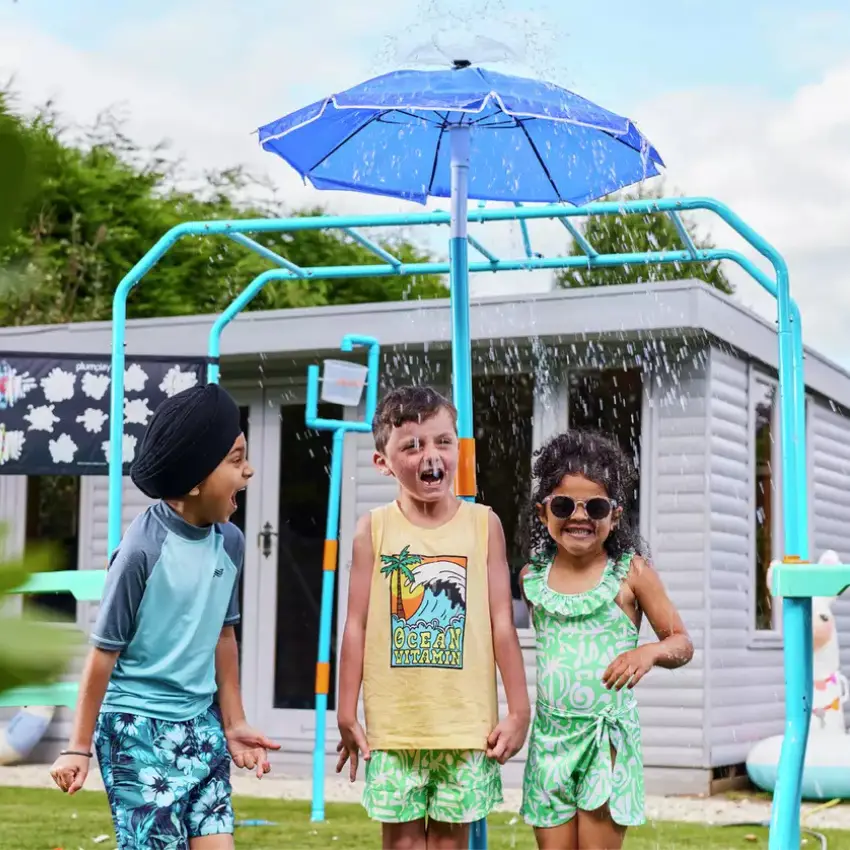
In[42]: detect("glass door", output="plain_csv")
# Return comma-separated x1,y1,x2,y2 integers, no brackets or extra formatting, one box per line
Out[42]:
254,390,343,741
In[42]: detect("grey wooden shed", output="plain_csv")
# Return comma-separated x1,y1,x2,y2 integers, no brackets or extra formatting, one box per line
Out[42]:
1,278,849,795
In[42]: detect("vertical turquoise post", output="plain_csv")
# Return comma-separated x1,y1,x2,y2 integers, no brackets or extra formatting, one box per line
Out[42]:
108,291,129,557
448,123,486,850
769,290,811,849
310,410,344,823
307,335,380,823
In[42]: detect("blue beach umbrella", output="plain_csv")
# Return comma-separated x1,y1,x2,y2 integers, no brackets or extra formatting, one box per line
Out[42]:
258,63,663,444
258,63,663,205
258,61,663,471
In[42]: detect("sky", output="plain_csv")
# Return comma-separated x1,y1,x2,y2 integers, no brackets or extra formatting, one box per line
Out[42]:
1,0,849,364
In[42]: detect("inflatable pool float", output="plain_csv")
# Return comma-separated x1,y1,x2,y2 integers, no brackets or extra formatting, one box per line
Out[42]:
746,551,850,800
747,733,850,800
0,706,54,765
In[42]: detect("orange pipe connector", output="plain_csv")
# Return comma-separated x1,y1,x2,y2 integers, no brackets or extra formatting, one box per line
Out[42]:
315,662,330,696
322,539,338,572
456,437,477,498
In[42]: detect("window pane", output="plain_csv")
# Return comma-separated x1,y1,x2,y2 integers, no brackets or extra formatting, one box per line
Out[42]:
754,382,776,631
567,369,643,525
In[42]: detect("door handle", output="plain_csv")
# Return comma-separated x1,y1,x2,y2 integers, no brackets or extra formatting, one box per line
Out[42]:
258,522,277,559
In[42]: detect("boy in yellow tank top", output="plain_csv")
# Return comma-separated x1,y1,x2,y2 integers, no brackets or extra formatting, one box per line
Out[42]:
336,386,530,849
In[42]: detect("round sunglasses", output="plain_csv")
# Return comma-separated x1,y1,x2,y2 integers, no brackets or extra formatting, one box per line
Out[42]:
542,495,617,521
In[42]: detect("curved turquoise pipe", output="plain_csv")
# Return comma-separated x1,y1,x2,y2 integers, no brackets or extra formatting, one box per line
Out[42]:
108,198,806,848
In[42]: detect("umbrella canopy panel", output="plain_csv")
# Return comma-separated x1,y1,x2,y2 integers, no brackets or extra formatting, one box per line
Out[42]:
258,65,664,205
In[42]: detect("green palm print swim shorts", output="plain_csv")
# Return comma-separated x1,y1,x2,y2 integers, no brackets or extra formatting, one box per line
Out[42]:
363,749,503,823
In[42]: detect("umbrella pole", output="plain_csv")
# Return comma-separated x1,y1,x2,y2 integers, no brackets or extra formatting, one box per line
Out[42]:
449,124,487,850
449,125,476,504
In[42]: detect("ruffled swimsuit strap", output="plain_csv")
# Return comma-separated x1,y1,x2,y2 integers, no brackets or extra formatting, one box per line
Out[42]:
523,550,634,619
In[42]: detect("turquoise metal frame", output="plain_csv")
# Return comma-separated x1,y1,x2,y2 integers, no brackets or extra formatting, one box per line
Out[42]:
304,334,380,822
102,196,833,850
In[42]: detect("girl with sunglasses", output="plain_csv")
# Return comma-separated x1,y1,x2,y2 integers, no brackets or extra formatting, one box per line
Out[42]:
519,430,693,850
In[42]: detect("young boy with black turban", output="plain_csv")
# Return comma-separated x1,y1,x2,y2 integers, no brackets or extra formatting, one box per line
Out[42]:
50,384,279,850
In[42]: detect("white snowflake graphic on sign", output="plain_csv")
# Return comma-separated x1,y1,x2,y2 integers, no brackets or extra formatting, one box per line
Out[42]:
101,433,138,465
0,426,25,465
24,404,60,433
124,397,153,427
81,372,110,401
76,408,108,434
40,367,76,403
0,363,37,409
125,364,148,393
159,365,198,398
49,433,78,464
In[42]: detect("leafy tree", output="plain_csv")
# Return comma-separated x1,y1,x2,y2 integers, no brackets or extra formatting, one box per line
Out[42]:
555,185,733,294
0,94,447,328
0,114,80,693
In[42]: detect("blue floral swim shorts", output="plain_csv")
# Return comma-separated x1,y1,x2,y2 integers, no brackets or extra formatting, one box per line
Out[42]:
95,705,233,849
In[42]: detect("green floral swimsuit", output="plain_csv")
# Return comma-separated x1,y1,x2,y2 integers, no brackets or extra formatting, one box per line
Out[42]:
520,551,646,828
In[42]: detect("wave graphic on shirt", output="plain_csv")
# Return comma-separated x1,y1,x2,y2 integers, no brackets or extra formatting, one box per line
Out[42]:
385,553,468,669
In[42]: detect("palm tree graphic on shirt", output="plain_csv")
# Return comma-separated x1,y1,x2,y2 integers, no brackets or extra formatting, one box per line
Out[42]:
380,546,422,619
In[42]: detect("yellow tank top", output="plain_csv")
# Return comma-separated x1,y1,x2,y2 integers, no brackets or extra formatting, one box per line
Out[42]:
363,500,499,751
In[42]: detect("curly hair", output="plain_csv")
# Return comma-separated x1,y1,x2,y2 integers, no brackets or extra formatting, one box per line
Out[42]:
372,385,457,453
527,429,648,561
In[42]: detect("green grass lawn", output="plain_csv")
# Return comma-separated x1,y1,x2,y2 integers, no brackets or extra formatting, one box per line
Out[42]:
1,786,847,849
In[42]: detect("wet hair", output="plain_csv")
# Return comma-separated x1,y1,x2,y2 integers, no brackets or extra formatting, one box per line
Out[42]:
527,429,648,561
372,386,458,453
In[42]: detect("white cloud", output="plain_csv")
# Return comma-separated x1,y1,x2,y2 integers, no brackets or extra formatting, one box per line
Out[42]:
636,61,850,366
1,3,850,366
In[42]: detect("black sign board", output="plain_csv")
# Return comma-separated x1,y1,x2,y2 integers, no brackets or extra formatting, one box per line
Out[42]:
0,353,207,475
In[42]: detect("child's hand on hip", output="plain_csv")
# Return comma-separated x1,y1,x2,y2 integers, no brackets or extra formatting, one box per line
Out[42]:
50,753,90,794
225,723,280,778
336,718,370,782
602,644,659,690
486,712,529,764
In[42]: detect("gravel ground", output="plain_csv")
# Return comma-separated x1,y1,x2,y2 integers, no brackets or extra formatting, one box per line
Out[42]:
3,764,850,831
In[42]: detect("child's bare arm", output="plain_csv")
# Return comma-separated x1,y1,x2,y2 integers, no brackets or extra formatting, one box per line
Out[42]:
631,558,694,668
337,513,373,723
70,647,118,749
336,513,373,780
215,626,246,729
518,564,532,621
486,510,530,763
603,557,693,690
50,647,117,793
216,626,280,777
52,542,149,793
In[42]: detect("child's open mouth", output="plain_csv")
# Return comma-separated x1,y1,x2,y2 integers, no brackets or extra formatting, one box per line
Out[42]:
230,488,245,509
564,525,594,539
419,468,445,486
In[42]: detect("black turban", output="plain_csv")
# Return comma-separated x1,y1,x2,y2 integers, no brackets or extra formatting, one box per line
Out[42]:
130,383,242,500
